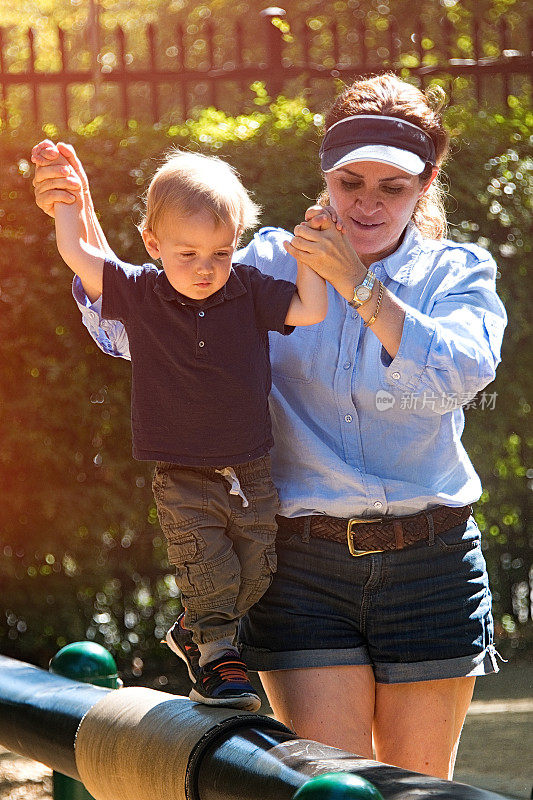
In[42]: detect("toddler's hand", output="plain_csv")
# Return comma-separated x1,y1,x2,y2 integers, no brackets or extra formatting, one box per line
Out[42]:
32,140,82,218
304,204,346,233
31,139,65,167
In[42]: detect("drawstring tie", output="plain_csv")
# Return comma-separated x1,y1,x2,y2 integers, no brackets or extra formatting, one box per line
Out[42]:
215,467,249,508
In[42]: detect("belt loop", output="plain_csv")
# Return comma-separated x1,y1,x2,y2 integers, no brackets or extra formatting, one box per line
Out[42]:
425,511,435,546
302,517,311,542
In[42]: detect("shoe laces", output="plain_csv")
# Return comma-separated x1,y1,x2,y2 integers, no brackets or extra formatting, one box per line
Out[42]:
202,654,249,687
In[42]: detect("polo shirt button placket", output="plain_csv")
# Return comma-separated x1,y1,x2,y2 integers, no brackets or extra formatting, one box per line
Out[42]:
196,309,207,356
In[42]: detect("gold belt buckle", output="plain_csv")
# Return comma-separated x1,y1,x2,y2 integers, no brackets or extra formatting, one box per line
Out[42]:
347,517,384,557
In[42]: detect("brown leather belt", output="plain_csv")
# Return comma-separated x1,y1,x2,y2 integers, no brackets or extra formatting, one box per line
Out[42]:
277,504,472,557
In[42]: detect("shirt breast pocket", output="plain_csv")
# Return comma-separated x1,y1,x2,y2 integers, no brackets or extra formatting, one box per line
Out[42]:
269,324,324,384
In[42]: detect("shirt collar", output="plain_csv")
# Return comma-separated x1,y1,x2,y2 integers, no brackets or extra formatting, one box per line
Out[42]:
374,223,427,286
153,265,247,307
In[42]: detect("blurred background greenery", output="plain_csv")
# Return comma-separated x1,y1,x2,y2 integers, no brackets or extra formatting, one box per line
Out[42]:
0,0,531,684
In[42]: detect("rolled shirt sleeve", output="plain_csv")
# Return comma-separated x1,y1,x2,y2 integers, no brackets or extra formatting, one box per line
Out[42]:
381,252,507,411
72,274,131,360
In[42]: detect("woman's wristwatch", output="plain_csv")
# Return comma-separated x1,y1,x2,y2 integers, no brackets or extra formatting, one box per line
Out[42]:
348,270,376,308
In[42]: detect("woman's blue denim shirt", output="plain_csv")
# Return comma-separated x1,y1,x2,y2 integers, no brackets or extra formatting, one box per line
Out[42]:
73,223,507,519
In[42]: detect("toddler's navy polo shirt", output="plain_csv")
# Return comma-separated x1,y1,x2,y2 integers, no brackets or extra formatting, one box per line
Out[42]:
101,259,296,466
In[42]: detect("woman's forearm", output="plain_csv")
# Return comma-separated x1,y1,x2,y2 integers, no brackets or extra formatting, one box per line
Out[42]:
85,198,115,260
334,277,405,360
285,222,405,359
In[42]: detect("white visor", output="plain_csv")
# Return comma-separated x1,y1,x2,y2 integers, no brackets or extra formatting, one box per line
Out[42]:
322,144,427,176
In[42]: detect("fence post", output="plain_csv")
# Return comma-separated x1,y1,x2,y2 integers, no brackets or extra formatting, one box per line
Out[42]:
175,23,188,118
49,642,120,800
472,11,483,105
88,0,102,119
235,21,247,97
0,28,7,128
443,14,455,104
205,19,217,108
357,19,368,72
116,26,129,124
58,27,69,130
415,17,425,88
498,17,510,104
388,17,400,68
27,28,39,125
147,24,159,123
260,7,286,97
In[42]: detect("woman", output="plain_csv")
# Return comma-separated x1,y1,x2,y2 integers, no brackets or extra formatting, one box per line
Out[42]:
32,73,507,780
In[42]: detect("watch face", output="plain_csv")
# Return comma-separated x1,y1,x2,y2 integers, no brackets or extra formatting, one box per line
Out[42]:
355,285,372,302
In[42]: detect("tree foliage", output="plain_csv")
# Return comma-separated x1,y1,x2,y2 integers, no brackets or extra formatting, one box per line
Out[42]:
0,90,530,681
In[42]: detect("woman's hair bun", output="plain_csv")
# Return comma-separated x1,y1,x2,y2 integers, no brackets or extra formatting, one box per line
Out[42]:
424,84,447,113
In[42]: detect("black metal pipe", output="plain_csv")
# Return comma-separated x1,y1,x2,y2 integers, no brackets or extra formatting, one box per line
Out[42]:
0,655,510,800
192,726,508,800
0,654,109,779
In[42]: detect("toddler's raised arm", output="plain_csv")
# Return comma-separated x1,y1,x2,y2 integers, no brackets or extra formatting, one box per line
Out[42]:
282,204,345,327
32,142,105,301
284,260,328,327
54,195,105,302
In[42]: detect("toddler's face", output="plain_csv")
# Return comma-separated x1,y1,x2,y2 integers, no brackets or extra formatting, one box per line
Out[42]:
142,210,239,301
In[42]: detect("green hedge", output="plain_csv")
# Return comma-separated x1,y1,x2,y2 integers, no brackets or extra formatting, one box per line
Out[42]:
0,93,530,680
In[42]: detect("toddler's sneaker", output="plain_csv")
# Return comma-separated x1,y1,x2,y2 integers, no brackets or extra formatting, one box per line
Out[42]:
163,614,201,683
189,651,261,712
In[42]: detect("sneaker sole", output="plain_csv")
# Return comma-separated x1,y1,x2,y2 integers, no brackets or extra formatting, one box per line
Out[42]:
189,686,261,712
164,629,199,683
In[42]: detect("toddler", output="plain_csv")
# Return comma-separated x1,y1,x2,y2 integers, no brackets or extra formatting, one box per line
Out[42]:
44,147,327,710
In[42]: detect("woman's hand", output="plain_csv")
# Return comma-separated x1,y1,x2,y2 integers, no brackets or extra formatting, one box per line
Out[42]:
32,140,113,260
32,140,93,219
284,208,366,298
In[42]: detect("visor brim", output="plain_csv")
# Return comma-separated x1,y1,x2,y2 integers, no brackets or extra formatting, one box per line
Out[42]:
321,144,427,176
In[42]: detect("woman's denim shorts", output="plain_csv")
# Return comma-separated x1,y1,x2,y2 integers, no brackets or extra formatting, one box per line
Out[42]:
239,515,499,683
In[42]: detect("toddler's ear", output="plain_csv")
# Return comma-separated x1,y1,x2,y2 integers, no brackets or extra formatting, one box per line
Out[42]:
141,228,161,259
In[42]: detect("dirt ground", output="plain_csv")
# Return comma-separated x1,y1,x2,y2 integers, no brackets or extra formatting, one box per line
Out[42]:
1,662,531,800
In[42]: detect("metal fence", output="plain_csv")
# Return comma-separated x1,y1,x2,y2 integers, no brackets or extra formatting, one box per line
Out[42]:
0,7,532,129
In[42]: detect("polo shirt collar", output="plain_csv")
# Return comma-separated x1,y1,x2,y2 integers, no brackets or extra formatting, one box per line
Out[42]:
377,223,427,286
153,265,247,307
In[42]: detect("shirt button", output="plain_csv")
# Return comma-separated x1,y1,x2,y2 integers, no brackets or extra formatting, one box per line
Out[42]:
392,371,401,380
343,362,351,370
344,414,353,423
198,341,205,348
373,501,383,509
198,311,205,317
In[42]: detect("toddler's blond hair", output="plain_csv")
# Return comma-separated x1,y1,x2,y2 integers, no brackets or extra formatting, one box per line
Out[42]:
139,150,261,238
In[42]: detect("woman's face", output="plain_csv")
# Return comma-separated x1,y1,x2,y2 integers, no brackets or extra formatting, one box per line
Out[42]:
325,160,437,267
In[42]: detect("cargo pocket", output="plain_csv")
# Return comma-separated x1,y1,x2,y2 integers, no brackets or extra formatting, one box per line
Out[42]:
165,526,204,567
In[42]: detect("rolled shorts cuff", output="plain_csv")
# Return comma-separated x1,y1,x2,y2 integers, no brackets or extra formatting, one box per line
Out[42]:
374,644,500,684
240,644,372,672
240,644,500,682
